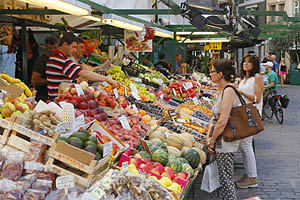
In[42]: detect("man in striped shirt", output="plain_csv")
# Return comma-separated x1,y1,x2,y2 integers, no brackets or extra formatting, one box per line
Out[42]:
46,32,117,99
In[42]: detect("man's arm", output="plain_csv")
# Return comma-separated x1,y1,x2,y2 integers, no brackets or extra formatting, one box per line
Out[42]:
31,72,47,85
78,70,118,87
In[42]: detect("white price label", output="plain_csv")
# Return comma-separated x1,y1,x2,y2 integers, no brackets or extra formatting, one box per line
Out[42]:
103,141,113,157
130,84,138,94
113,88,119,99
119,115,131,129
160,94,164,100
192,97,199,105
56,175,75,189
132,104,138,113
91,187,105,199
184,82,193,90
122,161,129,169
102,81,110,87
179,87,183,94
124,86,127,97
75,115,85,130
55,121,67,134
59,101,66,108
172,88,177,96
131,92,141,101
24,162,44,171
74,84,84,96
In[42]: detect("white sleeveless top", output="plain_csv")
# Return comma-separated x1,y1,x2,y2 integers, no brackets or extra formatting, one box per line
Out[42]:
238,74,263,116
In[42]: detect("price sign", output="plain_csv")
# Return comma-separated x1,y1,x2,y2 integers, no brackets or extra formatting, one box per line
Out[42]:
168,109,176,118
122,161,129,169
179,87,183,94
75,115,85,130
56,121,67,134
124,86,127,97
91,187,105,199
103,141,113,157
132,104,138,113
172,88,177,96
192,97,199,105
131,92,141,101
184,82,193,90
113,88,119,99
160,94,164,100
119,115,131,129
56,175,75,189
59,101,66,108
74,84,84,96
130,84,138,94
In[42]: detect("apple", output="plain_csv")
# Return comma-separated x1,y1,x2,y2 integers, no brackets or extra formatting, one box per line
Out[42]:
64,93,72,100
70,88,77,95
69,100,78,108
130,158,141,167
177,172,187,179
121,102,128,109
99,113,108,121
85,117,93,123
98,100,106,107
75,96,83,104
161,172,172,179
63,87,70,94
86,94,94,101
75,110,82,118
98,93,108,101
153,162,164,170
87,100,95,109
117,96,126,103
58,95,64,102
78,102,88,110
87,86,95,94
95,114,102,122
155,167,164,175
110,101,118,109
94,91,100,99
173,176,185,185
151,168,160,176
79,81,88,90
96,106,104,114
86,109,95,117
79,110,87,117
105,96,114,105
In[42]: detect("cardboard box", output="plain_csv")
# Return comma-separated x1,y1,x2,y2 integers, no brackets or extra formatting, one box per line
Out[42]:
0,83,24,98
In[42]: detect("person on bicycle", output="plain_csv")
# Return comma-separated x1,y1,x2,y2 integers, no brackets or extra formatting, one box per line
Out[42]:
264,62,278,94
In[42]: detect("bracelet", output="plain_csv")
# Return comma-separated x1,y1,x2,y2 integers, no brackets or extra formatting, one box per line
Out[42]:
254,95,257,103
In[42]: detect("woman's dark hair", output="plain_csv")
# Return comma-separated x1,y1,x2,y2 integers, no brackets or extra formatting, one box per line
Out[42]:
213,59,236,82
59,32,78,46
45,35,59,45
240,54,260,79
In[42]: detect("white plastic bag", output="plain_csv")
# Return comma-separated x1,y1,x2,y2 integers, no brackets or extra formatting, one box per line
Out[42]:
201,160,220,193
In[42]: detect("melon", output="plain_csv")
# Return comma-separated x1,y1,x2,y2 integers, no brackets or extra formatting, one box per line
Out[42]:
181,148,201,169
152,149,169,165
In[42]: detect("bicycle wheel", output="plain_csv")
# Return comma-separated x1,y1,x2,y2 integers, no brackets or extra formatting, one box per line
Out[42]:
264,101,273,119
275,101,284,124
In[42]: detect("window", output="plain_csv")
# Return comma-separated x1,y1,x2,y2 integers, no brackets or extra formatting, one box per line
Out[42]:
279,4,285,11
270,5,276,22
294,1,300,15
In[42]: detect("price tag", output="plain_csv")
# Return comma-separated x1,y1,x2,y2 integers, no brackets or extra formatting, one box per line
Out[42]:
124,86,127,97
184,82,193,90
158,79,164,85
132,104,138,113
74,84,84,96
172,88,177,96
102,81,110,87
24,162,44,171
192,97,199,105
56,175,75,189
179,87,183,94
59,101,66,108
55,121,67,134
103,141,113,157
122,161,129,169
119,115,131,129
183,83,188,90
113,88,119,99
168,109,176,118
75,115,85,130
131,92,141,101
160,94,164,100
91,187,105,199
130,84,138,94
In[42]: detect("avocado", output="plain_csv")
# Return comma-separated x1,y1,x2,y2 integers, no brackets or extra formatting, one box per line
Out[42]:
69,137,83,149
76,132,88,142
79,129,91,137
88,136,97,143
84,145,97,154
58,137,70,144
84,141,97,148
96,144,104,155
95,152,102,160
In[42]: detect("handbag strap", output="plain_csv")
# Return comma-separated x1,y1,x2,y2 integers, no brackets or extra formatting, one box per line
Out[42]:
221,84,247,106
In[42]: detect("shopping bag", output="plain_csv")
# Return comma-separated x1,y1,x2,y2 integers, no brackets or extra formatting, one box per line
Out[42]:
201,160,220,193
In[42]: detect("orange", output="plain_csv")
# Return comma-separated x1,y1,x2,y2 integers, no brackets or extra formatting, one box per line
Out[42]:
138,110,146,116
142,115,152,123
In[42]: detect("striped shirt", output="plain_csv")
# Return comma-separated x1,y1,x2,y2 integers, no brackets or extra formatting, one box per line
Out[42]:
46,50,83,99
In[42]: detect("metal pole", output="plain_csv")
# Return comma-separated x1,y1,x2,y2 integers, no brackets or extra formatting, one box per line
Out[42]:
173,32,177,74
21,19,28,84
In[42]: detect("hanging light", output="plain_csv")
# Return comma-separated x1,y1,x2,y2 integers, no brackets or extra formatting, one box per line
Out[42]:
155,28,173,38
176,32,218,35
183,38,230,43
102,14,144,32
19,0,91,16
83,15,101,22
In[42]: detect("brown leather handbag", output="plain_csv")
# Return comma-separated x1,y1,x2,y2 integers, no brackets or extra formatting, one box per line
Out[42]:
222,85,264,142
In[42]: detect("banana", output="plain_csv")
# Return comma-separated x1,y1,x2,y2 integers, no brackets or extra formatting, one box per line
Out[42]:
19,82,32,97
1,73,21,83
20,92,26,99
16,82,25,90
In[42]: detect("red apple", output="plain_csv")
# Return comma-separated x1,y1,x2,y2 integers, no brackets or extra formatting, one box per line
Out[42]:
95,114,102,122
100,113,108,121
161,172,172,179
117,96,126,103
79,110,87,117
96,106,104,114
70,88,77,95
86,109,95,117
153,162,164,170
155,167,164,175
70,100,78,108
98,100,107,107
130,158,141,167
93,91,100,98
58,95,64,102
121,102,128,109
78,102,88,110
87,100,95,109
75,96,83,104
110,101,118,109
87,94,94,101
98,93,108,101
177,172,187,179
64,93,72,100
151,168,161,176
85,117,93,123
105,96,114,105
75,110,81,118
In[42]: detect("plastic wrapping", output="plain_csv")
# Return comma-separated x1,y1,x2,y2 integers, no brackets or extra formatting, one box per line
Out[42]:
1,151,25,181
23,189,47,200
45,187,84,200
31,179,53,194
0,178,31,200
146,179,175,200
24,142,47,174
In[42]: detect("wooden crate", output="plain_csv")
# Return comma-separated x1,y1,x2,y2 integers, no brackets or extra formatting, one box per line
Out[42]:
0,118,13,145
7,122,59,153
46,140,110,187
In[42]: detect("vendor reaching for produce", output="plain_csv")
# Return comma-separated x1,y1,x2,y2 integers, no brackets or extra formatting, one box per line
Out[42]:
46,32,118,99
142,58,154,70
31,35,58,101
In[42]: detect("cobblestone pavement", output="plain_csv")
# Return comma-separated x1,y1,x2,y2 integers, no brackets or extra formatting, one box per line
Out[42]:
188,85,300,200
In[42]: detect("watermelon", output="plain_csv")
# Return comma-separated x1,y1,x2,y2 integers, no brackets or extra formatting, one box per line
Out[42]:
152,149,169,165
167,154,178,166
181,163,194,177
181,148,200,169
139,151,151,160
169,160,182,173
175,157,189,164
150,142,168,154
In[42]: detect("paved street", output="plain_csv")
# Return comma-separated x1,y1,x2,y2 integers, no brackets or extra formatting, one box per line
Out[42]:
188,85,300,200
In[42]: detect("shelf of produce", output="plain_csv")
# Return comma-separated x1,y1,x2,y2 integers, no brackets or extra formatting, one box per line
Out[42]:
180,167,202,200
46,140,110,187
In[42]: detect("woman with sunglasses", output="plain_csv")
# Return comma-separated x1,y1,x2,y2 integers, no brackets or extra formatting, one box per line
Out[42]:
207,59,239,200
235,55,264,189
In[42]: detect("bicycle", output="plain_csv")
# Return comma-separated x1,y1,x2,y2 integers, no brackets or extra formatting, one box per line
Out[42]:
263,88,284,124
